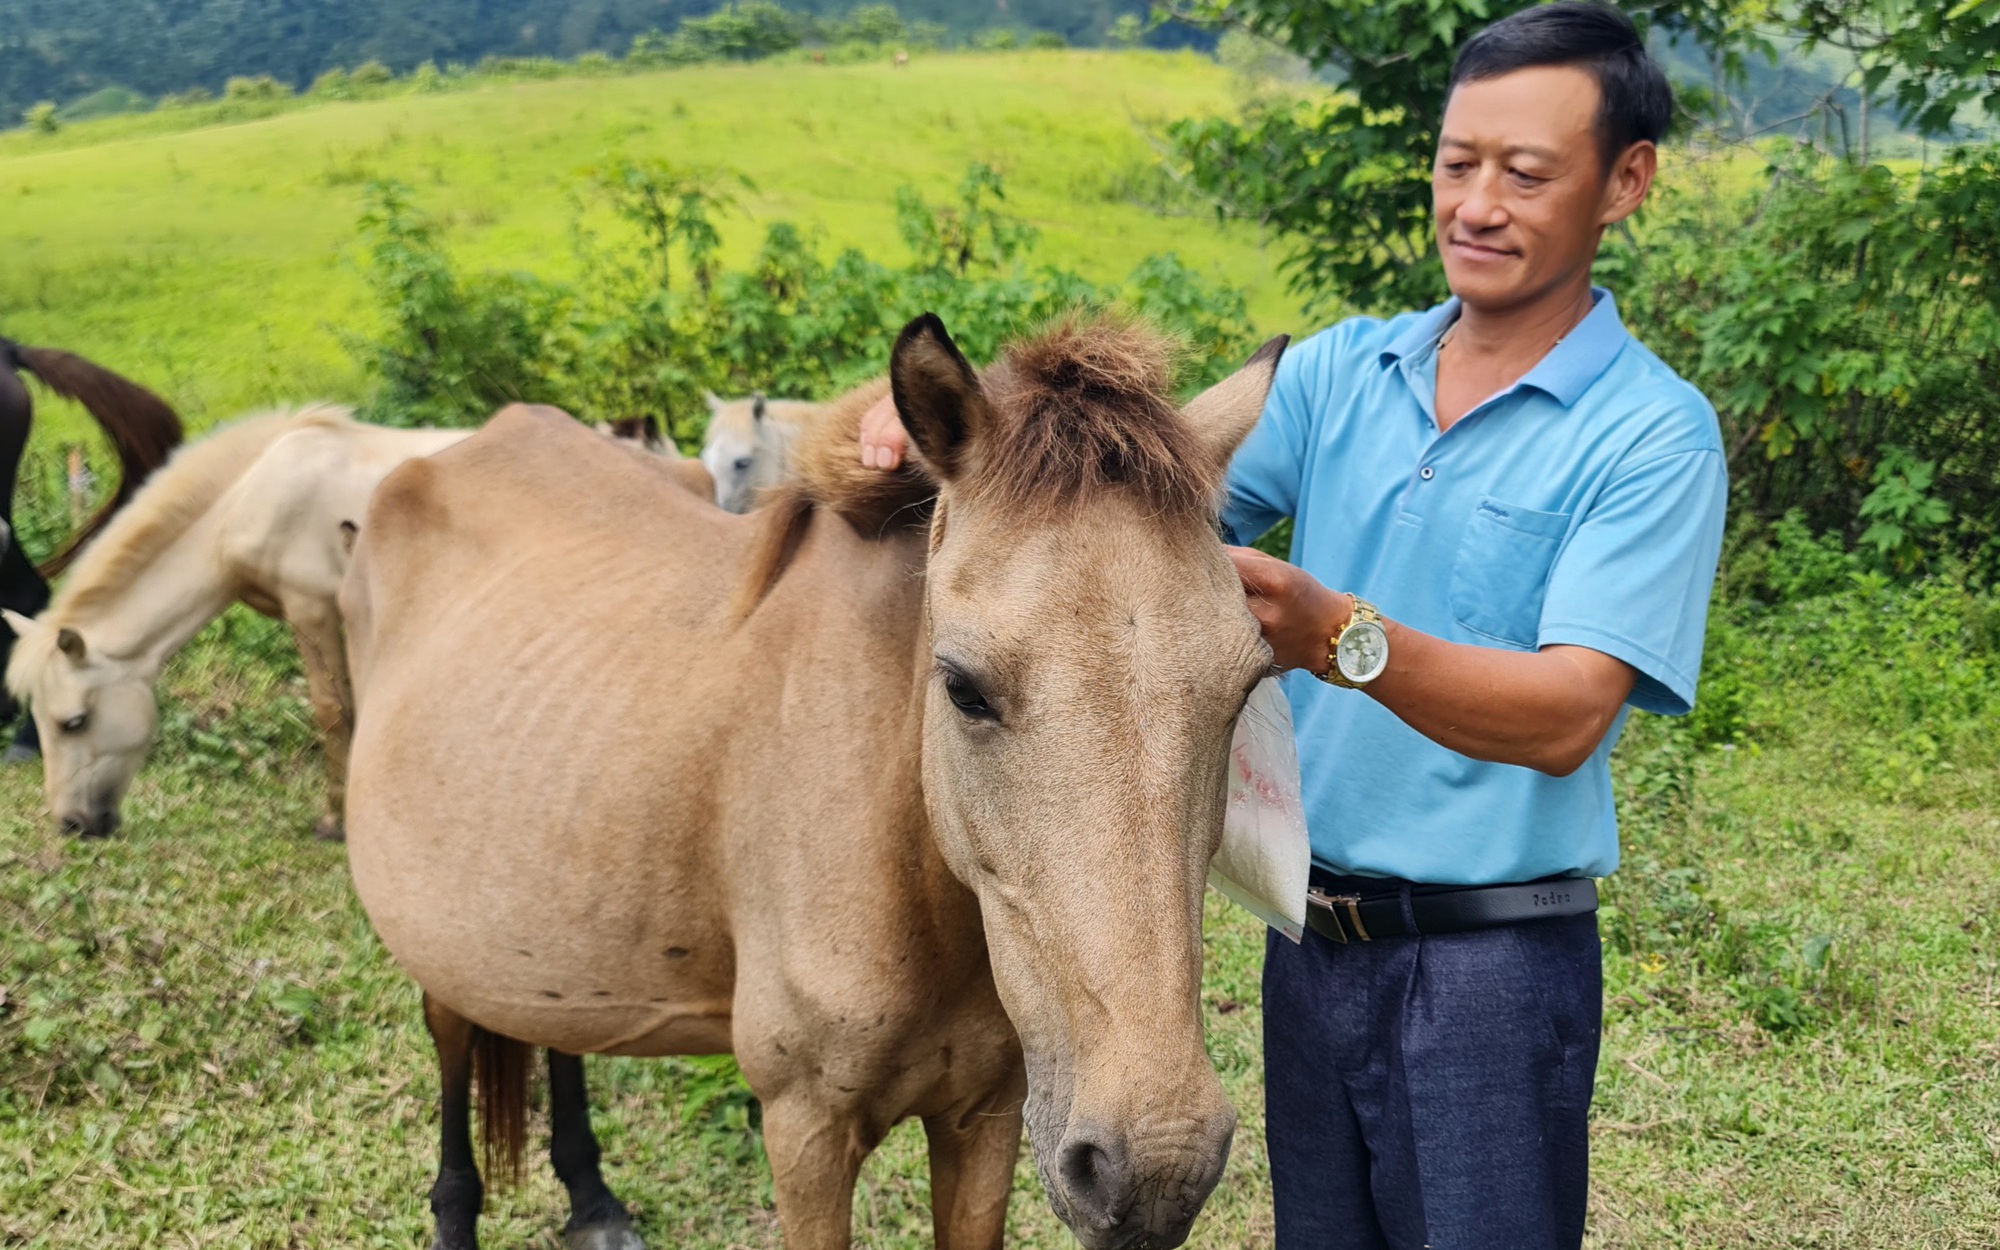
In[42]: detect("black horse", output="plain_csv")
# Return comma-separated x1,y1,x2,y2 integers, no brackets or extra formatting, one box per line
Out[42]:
0,337,184,759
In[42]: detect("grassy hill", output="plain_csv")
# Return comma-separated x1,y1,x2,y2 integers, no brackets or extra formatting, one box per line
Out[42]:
0,50,1299,440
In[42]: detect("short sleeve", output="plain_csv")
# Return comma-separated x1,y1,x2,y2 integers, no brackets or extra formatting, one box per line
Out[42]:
1220,337,1318,547
1538,448,1728,716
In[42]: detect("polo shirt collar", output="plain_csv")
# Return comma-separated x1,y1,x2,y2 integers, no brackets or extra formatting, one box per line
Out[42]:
1377,286,1632,410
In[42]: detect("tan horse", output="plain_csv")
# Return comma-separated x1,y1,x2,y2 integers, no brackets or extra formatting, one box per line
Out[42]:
699,391,824,513
3,405,470,840
341,313,1286,1250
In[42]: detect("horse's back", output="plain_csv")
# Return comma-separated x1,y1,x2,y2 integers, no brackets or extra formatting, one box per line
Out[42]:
344,405,748,1056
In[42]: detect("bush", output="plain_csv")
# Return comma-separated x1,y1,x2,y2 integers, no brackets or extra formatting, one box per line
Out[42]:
1028,31,1068,50
224,75,291,102
841,4,903,44
348,161,1260,447
407,60,444,92
1108,14,1146,48
973,28,1019,51
350,60,394,88
309,67,351,98
157,86,214,109
24,102,57,134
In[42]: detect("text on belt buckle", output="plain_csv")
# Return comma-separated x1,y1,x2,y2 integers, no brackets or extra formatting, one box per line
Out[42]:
1306,889,1371,943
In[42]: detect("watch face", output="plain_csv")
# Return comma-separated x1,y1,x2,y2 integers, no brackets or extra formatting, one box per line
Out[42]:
1337,621,1390,684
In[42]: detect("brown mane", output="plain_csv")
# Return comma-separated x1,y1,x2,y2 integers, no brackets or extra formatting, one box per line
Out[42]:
732,314,1207,621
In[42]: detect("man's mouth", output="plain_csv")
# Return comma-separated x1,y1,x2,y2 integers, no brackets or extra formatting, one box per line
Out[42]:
1448,237,1515,260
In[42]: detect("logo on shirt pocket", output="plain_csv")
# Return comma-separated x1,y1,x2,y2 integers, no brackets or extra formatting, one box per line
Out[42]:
1448,496,1572,648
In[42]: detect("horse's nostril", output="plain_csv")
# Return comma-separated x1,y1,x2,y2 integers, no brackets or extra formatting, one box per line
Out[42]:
1058,1135,1135,1231
59,814,87,837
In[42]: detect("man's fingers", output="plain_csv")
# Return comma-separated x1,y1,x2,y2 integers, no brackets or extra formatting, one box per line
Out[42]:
860,393,909,470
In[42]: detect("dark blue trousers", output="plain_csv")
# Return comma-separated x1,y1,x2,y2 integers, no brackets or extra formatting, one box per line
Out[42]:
1263,889,1602,1250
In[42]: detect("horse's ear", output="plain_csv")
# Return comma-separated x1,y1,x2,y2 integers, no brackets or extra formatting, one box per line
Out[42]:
891,313,990,481
751,394,767,422
56,628,85,663
1,608,37,640
704,391,725,413
1180,335,1289,473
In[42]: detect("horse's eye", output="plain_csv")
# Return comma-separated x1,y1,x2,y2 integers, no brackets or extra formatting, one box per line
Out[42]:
943,672,997,722
59,714,87,734
733,457,753,473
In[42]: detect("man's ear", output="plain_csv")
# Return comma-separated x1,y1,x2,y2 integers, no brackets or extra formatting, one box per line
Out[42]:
889,313,991,482
1599,140,1657,227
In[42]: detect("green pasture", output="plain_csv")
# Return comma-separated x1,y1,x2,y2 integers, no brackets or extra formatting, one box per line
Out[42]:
4,566,1999,1247
0,51,1295,443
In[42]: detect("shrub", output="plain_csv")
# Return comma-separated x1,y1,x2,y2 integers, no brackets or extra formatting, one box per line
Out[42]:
157,86,214,109
842,4,904,44
24,102,58,134
1108,14,1146,48
224,75,291,101
973,28,1019,51
1028,31,1068,50
351,60,394,88
309,67,352,98
408,60,444,93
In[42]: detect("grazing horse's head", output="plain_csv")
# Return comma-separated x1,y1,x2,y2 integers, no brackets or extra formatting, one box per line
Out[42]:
700,392,775,513
3,612,153,838
892,314,1284,1250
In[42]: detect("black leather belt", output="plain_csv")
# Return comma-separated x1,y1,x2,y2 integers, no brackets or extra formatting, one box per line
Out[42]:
1304,878,1598,944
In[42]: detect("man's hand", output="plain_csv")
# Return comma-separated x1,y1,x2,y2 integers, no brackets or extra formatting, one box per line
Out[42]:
1227,546,1352,676
1226,544,1637,775
861,392,910,470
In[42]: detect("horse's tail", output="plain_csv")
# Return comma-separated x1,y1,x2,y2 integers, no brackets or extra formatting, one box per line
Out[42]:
12,345,184,577
471,1023,533,1184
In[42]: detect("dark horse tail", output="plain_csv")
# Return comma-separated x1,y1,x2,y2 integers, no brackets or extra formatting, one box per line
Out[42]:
1,337,184,577
472,1024,533,1183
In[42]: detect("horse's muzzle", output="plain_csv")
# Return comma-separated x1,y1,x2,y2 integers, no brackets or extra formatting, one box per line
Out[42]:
1053,1114,1235,1250
60,810,121,839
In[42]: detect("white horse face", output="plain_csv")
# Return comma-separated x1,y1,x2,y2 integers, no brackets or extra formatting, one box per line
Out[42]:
699,392,776,513
7,620,157,838
699,425,759,513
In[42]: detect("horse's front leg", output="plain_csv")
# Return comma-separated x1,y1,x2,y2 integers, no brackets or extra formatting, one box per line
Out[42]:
287,603,352,841
547,1050,644,1250
923,1065,1026,1250
760,1091,879,1250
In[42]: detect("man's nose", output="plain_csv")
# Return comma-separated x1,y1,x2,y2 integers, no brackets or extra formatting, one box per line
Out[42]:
1457,171,1509,230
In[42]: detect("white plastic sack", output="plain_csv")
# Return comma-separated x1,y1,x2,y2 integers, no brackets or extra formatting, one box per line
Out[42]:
1209,676,1311,943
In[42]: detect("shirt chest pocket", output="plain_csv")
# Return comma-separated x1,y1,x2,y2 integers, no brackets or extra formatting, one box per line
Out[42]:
1448,497,1572,648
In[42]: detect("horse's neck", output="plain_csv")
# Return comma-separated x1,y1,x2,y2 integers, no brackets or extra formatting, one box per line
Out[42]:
68,509,239,673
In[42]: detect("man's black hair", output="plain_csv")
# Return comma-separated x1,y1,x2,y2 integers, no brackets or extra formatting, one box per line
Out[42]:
1449,2,1674,171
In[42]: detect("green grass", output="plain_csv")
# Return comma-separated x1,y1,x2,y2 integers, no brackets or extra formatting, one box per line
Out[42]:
3,584,1999,1248
0,51,1298,444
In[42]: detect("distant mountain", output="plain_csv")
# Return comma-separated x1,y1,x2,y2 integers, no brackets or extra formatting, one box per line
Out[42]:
0,1,1203,123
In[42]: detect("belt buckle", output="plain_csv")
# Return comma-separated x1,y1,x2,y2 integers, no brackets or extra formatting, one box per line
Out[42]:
1306,889,1371,943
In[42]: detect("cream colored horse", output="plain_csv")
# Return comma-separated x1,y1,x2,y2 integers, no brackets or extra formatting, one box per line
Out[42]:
3,405,470,840
341,313,1286,1250
698,390,823,512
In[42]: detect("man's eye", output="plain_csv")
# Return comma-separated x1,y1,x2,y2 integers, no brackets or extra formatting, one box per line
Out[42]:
1509,169,1547,186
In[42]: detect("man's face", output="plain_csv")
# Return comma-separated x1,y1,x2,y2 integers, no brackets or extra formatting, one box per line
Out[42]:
1434,64,1640,312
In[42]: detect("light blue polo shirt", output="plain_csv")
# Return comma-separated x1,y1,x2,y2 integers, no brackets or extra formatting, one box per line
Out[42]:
1222,289,1726,884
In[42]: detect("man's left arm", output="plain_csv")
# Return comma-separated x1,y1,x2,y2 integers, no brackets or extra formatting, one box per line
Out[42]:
1234,446,1728,776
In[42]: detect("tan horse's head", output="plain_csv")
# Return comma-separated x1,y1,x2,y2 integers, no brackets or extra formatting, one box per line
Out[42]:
3,612,156,838
890,314,1284,1249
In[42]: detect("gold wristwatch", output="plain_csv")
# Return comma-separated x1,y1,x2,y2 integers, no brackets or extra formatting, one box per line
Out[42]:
1319,596,1390,689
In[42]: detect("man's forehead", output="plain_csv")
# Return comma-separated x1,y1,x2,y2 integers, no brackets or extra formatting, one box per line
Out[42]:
1440,64,1601,151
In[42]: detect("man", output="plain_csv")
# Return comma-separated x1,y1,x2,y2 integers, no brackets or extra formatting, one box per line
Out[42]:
856,3,1726,1245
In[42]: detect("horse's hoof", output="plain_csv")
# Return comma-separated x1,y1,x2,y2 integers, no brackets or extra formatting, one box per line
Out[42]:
3,743,39,764
312,817,345,843
566,1223,645,1250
